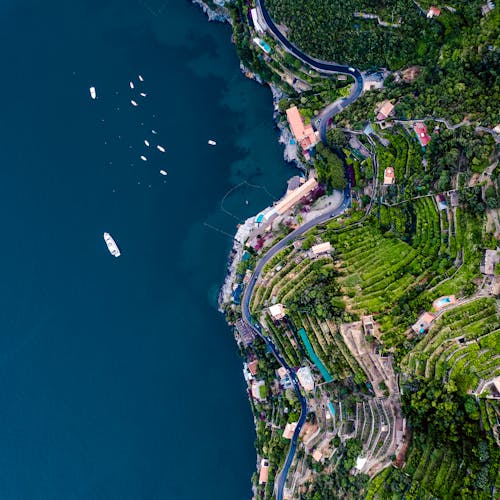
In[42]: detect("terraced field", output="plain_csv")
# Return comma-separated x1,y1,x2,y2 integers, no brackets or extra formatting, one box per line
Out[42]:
250,248,361,380
411,197,441,258
402,298,500,392
324,224,434,345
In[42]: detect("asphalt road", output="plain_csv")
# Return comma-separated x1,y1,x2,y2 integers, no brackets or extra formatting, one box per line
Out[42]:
244,3,361,496
241,188,350,500
256,0,364,143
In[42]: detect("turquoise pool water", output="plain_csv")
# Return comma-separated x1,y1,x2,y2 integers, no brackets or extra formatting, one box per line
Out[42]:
260,40,271,53
435,297,451,307
328,402,336,417
298,328,333,382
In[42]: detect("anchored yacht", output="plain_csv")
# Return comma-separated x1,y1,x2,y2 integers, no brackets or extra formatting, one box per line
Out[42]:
103,232,121,257
160,169,168,176
131,100,138,107
208,139,216,146
89,87,96,99
156,145,165,152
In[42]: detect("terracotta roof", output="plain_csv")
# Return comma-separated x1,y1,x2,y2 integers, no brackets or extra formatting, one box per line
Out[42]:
286,106,318,150
282,422,298,439
413,122,431,146
274,177,318,215
248,359,258,376
412,311,435,333
259,459,269,484
376,100,394,120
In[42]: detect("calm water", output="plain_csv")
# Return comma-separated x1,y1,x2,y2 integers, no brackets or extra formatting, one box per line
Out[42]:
0,0,292,497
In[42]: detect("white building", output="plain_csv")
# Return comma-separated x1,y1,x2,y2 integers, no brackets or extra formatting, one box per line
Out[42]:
311,242,332,256
355,456,367,470
269,303,286,320
250,8,266,34
297,366,315,391
282,421,298,439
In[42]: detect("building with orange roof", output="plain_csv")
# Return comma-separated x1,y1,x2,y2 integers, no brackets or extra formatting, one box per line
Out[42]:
412,311,435,334
376,100,395,121
286,106,319,151
248,359,259,376
274,177,318,215
282,421,298,439
259,458,269,484
427,6,441,17
413,122,431,146
383,167,395,185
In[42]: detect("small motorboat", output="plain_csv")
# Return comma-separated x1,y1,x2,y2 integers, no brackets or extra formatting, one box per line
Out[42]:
156,145,166,153
131,100,138,107
138,75,144,82
89,86,96,99
140,92,147,97
129,81,134,89
208,139,216,146
152,129,158,135
144,140,150,146
160,170,168,176
140,155,147,161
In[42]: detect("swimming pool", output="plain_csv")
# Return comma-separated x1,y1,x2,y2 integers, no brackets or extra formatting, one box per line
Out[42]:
259,40,271,53
435,297,451,308
328,402,335,417
298,328,333,382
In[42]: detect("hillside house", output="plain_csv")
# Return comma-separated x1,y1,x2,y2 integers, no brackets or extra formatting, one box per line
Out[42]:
376,100,395,121
413,122,431,147
427,6,441,17
412,311,435,334
383,167,395,185
286,106,319,152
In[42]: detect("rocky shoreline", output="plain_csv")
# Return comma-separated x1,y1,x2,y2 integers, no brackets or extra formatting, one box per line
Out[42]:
191,0,231,23
190,0,307,313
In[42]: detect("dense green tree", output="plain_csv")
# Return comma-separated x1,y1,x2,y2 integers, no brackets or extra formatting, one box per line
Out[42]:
315,143,347,190
327,128,349,148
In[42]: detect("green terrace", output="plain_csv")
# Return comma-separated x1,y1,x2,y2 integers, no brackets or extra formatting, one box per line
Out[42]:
402,298,500,393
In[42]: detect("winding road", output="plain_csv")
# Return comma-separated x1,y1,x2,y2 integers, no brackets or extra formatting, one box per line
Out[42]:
241,189,350,499
256,0,364,143
241,3,364,497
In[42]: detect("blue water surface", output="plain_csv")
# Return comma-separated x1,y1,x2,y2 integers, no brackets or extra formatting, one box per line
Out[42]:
0,0,293,498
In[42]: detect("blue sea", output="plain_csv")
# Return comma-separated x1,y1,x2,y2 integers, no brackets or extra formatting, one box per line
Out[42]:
0,0,293,497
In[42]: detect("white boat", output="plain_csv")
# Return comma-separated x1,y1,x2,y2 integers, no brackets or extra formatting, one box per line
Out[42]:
131,100,138,107
129,81,134,89
159,169,168,176
103,232,121,257
140,155,147,161
138,75,144,82
89,87,96,99
152,129,158,135
140,92,147,97
144,140,150,146
156,145,166,152
208,139,217,146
